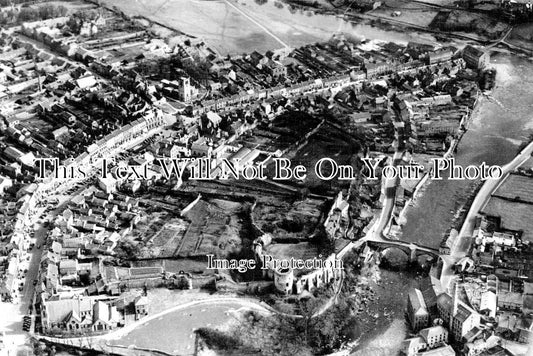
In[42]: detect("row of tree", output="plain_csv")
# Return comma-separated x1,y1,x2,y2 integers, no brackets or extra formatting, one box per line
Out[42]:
0,4,68,25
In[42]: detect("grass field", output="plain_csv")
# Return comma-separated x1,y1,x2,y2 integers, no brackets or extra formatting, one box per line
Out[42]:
109,300,250,354
369,0,439,28
103,0,429,55
101,0,285,54
508,23,533,50
493,173,533,204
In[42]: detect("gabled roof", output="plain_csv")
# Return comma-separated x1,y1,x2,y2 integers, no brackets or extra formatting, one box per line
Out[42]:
455,303,474,323
437,292,452,312
44,296,93,325
409,288,428,315
134,295,149,306
402,336,426,349
93,301,120,325
419,325,447,343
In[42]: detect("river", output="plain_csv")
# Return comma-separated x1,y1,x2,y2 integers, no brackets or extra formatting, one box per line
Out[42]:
69,2,533,355
400,53,533,248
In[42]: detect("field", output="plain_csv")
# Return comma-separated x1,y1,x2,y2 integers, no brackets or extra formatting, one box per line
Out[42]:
103,0,409,55
28,0,96,12
283,124,360,192
252,197,326,240
179,199,245,258
482,197,533,242
493,173,533,204
448,11,508,37
130,199,246,260
369,0,439,28
508,23,533,50
109,300,256,355
101,0,284,55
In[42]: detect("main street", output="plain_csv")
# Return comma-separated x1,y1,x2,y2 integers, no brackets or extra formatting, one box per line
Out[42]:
0,209,48,352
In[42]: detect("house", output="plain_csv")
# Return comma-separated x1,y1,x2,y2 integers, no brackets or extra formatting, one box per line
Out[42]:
498,291,522,311
365,61,392,78
249,51,268,66
134,295,149,320
419,325,448,348
407,288,430,332
464,335,500,356
480,291,497,318
92,301,121,331
53,126,69,140
59,259,78,277
402,325,450,356
98,176,117,194
3,146,24,162
428,49,454,64
265,61,287,77
76,75,97,89
206,111,222,127
191,137,212,157
41,295,122,333
407,42,436,55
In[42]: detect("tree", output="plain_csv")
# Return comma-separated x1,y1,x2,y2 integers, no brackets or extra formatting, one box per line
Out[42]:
309,301,354,353
17,8,38,22
195,328,241,350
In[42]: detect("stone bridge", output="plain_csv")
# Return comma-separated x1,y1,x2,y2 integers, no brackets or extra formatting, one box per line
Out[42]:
366,239,440,263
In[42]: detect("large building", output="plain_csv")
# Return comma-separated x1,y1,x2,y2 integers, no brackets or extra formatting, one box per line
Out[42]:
407,288,430,332
437,284,481,341
462,45,490,70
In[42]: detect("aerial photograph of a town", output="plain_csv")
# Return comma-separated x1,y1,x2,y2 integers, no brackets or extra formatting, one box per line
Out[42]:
0,0,532,355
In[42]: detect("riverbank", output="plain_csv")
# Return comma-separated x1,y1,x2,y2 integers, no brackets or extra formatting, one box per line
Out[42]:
394,91,480,243
400,54,533,248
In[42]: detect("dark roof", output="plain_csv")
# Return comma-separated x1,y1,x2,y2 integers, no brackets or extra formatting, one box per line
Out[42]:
455,303,474,323
463,45,485,59
479,345,513,356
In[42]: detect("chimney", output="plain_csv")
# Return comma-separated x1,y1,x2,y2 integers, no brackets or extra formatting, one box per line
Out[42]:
452,281,460,317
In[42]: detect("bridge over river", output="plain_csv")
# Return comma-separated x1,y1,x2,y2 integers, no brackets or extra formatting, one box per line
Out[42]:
366,239,440,263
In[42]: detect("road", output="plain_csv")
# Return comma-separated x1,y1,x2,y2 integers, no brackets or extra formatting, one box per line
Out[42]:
38,297,273,356
457,139,533,249
372,150,404,240
108,299,268,355
486,26,514,49
0,209,48,351
438,139,533,291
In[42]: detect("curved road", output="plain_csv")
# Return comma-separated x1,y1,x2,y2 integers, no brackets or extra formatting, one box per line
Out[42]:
108,298,270,355
38,297,273,355
439,140,533,290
